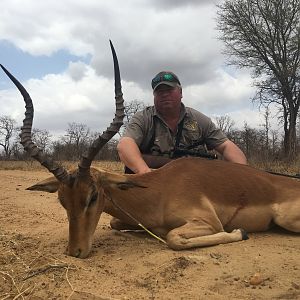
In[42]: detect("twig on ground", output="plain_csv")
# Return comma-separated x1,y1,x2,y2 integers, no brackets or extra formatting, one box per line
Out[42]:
66,266,75,300
0,294,12,300
21,283,36,299
26,284,36,298
27,252,43,268
9,250,30,270
12,285,32,300
23,263,69,280
0,271,24,300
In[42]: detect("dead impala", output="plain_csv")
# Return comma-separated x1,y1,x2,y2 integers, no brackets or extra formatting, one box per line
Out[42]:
1,42,300,259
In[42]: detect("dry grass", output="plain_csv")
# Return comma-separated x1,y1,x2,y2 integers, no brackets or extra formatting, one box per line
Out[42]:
0,160,125,173
0,159,299,176
249,159,300,176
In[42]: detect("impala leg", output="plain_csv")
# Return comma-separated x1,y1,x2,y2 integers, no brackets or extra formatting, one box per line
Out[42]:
165,195,248,250
273,201,300,233
110,217,141,231
166,223,248,250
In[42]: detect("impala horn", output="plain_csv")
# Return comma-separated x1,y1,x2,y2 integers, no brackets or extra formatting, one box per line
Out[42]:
0,64,71,184
0,40,124,182
78,40,125,176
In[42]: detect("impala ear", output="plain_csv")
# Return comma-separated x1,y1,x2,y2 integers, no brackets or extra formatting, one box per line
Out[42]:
99,172,147,190
27,176,60,193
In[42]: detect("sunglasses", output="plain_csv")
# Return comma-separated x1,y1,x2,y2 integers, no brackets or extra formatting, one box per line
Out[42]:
151,73,180,89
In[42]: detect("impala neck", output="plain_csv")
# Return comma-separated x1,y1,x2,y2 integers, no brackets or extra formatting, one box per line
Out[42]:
102,182,162,226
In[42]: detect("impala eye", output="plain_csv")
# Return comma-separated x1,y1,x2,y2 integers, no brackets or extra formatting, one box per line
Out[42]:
58,195,67,209
89,192,98,206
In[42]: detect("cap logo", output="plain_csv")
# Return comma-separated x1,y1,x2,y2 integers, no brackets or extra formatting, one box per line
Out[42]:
164,74,173,81
151,72,181,90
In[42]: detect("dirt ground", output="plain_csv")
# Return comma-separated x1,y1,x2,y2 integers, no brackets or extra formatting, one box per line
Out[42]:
0,168,300,300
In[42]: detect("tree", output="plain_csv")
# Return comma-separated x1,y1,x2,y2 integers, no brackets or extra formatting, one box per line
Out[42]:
296,113,300,149
0,116,17,159
214,115,235,136
32,128,52,153
261,107,270,150
270,129,281,158
122,100,146,133
60,122,91,160
12,127,52,160
217,0,300,159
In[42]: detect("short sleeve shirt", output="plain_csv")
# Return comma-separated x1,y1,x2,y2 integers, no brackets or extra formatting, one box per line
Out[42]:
123,103,227,156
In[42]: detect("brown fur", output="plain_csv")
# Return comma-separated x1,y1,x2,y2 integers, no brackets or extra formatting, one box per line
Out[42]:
27,157,300,258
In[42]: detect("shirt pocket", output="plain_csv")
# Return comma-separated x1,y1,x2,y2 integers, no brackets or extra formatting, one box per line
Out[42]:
180,120,203,147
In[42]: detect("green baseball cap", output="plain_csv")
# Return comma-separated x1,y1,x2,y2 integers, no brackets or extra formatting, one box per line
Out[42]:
151,71,181,91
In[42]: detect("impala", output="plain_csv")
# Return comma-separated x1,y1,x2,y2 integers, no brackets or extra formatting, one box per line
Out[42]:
1,42,299,258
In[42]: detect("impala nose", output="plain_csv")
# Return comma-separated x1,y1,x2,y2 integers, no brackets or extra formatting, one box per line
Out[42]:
72,248,90,259
75,249,82,258
67,246,82,258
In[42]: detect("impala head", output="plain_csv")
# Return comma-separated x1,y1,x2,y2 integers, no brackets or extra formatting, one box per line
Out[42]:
1,41,125,258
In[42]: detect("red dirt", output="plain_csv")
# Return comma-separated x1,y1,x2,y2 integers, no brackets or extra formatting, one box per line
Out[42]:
1,169,300,299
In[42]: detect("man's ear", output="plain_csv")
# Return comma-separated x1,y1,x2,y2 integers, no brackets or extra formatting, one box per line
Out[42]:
27,176,60,193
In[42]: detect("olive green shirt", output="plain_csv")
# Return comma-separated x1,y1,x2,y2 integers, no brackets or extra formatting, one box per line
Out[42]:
123,103,227,156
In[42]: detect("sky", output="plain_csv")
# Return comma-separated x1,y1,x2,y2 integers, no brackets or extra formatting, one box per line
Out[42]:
0,0,267,138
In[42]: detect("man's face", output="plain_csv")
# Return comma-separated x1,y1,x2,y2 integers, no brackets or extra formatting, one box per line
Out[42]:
153,84,182,114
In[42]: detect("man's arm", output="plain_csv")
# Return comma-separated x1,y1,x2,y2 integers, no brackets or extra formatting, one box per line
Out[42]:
117,137,152,174
214,140,247,165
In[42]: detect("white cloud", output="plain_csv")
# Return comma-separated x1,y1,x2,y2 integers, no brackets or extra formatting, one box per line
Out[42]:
226,109,263,129
67,61,88,82
183,68,255,113
1,64,260,134
0,0,270,135
0,1,224,86
1,65,113,131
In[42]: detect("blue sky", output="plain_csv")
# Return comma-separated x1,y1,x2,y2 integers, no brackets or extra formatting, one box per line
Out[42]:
0,40,91,85
0,0,266,137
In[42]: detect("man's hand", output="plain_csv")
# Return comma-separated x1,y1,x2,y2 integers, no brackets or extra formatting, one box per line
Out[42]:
117,137,152,174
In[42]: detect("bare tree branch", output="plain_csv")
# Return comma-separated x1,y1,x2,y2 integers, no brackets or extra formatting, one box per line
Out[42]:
217,0,300,158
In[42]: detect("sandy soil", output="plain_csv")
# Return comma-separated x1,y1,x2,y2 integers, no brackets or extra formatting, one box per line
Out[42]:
0,169,300,300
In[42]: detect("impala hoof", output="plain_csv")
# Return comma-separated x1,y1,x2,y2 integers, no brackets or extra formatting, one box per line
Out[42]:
239,228,249,240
